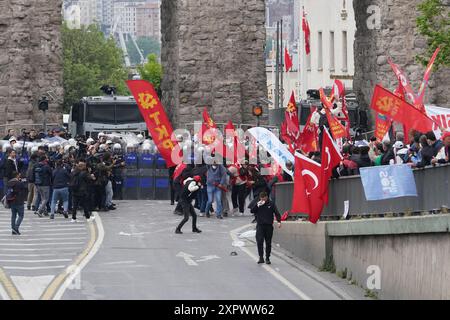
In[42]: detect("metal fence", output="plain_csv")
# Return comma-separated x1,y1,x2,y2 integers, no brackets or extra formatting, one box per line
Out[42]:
274,164,450,218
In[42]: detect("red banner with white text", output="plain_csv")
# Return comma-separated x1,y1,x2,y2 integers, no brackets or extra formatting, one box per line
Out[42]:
126,80,176,168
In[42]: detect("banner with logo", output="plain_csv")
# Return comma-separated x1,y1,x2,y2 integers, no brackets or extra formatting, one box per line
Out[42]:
248,127,294,177
425,105,450,136
126,80,176,167
360,165,417,201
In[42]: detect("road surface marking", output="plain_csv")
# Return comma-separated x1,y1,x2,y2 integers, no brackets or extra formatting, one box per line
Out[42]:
0,238,86,241
230,224,312,300
196,255,220,263
45,212,105,300
0,259,72,263
0,254,71,257
102,261,136,265
0,243,84,246
11,276,55,300
176,252,198,266
0,248,81,251
4,266,66,270
0,267,22,300
0,282,10,300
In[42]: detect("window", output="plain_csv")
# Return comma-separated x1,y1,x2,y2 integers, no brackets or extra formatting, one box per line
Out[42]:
329,31,335,71
318,31,323,71
342,31,348,72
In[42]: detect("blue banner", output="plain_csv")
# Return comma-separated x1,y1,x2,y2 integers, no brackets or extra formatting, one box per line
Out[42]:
360,165,418,201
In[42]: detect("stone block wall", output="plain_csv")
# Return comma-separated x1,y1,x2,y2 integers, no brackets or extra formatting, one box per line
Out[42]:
0,0,63,134
354,0,450,114
161,0,268,128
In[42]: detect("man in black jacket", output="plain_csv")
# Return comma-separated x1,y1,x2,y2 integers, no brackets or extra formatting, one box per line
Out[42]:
33,156,52,217
7,171,28,235
250,192,281,265
71,162,95,222
175,175,202,234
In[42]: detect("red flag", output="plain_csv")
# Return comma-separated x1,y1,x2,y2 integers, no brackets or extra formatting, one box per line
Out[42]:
388,58,422,112
126,80,176,167
416,47,440,107
173,163,187,180
201,108,218,145
330,80,345,104
370,85,434,133
320,127,343,204
325,107,347,140
284,47,293,72
224,120,245,163
292,152,324,224
302,10,311,55
281,121,295,154
300,113,319,153
374,113,392,142
285,91,300,135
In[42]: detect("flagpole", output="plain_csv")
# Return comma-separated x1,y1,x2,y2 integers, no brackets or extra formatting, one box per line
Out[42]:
275,21,280,112
281,18,284,109
300,3,308,100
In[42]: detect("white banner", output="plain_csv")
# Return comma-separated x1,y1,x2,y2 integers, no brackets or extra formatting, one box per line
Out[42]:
248,127,294,177
425,105,450,139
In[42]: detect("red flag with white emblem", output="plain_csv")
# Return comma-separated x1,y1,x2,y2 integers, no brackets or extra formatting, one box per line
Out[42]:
320,127,343,205
292,152,324,224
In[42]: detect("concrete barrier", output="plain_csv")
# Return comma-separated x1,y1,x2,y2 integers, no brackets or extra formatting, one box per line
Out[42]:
273,214,450,299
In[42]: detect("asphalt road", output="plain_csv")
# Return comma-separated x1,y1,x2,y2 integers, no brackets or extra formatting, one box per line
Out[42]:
0,201,367,300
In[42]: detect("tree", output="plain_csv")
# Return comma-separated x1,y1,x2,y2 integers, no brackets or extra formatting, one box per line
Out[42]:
126,36,161,65
416,0,450,68
138,54,163,96
62,24,129,112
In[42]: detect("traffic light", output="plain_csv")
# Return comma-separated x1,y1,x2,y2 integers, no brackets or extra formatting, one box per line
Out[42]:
38,97,48,111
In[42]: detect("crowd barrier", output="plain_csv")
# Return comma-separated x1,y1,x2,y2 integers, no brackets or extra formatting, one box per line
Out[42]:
0,153,171,201
274,163,450,218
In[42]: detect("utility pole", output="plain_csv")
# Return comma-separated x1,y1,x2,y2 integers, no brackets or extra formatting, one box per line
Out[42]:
275,21,280,111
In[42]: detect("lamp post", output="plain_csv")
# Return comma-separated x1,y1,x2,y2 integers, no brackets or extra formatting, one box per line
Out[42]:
38,96,49,133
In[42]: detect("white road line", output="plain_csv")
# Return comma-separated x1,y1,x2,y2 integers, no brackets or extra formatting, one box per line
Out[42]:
0,259,72,263
0,238,86,241
0,248,81,251
230,224,312,301
53,212,105,300
0,243,84,246
0,282,10,300
0,233,87,237
0,254,70,257
3,266,66,270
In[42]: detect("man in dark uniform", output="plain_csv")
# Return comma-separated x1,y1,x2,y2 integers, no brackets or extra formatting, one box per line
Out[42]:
175,175,202,234
250,192,281,265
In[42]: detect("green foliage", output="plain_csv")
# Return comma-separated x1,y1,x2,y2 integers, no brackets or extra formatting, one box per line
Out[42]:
319,255,336,273
126,36,161,65
364,289,379,300
62,23,129,112
416,0,450,68
337,268,348,279
138,53,163,94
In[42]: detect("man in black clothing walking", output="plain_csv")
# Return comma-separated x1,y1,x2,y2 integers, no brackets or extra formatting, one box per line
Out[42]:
175,175,202,234
250,192,281,265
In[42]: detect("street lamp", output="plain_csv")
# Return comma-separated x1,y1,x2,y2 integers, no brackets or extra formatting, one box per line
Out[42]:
38,96,49,133
252,103,263,127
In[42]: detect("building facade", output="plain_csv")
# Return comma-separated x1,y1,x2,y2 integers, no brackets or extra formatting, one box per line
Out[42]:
136,2,161,39
267,0,356,107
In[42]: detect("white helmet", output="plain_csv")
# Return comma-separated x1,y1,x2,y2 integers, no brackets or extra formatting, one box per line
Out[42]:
31,146,39,153
64,145,71,153
106,140,113,145
113,143,122,150
3,143,11,151
98,132,105,137
142,144,151,152
68,138,76,146
136,134,144,141
13,143,22,152
86,138,94,145
99,144,106,151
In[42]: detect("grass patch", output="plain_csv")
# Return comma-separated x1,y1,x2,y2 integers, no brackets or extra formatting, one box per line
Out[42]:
319,255,336,273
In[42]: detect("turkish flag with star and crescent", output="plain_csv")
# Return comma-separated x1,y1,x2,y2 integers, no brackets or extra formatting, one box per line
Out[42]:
320,127,343,205
292,152,325,224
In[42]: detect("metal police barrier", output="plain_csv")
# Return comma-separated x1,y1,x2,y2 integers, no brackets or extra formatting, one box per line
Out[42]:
123,152,139,199
275,163,450,218
154,154,170,200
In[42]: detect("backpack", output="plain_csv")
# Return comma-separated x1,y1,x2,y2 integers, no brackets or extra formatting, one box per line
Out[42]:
33,164,43,186
1,185,16,208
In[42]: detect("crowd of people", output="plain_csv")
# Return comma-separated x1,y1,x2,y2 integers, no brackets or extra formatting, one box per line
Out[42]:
0,128,127,235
